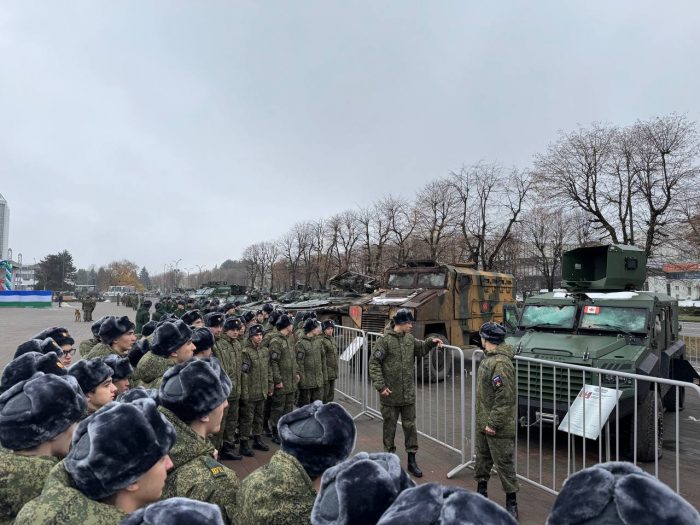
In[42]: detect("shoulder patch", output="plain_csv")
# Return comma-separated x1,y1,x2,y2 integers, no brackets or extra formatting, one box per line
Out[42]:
492,375,504,388
296,351,305,360
202,456,227,478
270,350,280,361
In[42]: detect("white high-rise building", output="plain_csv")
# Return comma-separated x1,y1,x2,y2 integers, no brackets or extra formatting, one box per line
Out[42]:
0,193,9,261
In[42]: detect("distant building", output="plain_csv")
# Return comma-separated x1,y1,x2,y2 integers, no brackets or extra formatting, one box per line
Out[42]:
0,193,9,261
646,263,700,301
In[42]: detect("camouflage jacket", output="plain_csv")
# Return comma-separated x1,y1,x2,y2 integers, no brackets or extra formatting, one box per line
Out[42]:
84,343,126,360
240,340,272,402
213,334,242,399
0,454,58,524
295,336,324,390
368,330,438,406
159,407,239,525
135,351,175,388
78,337,99,358
14,461,127,525
476,343,516,438
268,333,299,395
261,327,278,350
237,450,315,525
319,334,339,381
172,307,186,318
135,308,150,334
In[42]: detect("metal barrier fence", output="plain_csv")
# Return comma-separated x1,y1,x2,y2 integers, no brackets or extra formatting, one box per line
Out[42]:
464,350,700,496
681,335,700,370
334,325,367,412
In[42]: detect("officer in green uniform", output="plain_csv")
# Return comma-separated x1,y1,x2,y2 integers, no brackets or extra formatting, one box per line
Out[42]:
214,317,244,460
368,309,443,478
239,324,273,456
268,314,299,444
474,322,519,519
135,300,152,335
319,320,339,403
158,359,240,525
296,319,325,406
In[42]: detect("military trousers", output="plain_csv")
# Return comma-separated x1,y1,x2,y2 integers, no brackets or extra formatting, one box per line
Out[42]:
214,396,240,449
270,390,296,428
474,432,519,494
239,398,265,439
380,403,418,453
324,380,336,403
298,387,324,407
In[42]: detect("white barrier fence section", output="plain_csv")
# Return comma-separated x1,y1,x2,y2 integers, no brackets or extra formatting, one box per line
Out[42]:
466,350,700,496
334,325,367,412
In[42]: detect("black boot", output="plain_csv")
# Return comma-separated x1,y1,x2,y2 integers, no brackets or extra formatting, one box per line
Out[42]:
253,435,270,451
239,439,254,457
506,492,519,521
407,453,423,478
263,419,273,437
477,481,488,498
219,443,242,461
271,427,281,445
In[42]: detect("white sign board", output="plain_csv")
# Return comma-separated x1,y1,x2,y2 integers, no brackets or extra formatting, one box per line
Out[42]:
558,385,623,440
340,336,364,362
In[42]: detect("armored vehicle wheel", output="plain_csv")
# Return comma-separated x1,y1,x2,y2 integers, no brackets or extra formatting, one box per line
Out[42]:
633,390,664,462
418,333,452,383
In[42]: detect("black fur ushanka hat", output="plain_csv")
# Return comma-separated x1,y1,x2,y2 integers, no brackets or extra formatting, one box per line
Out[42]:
68,358,113,394
14,337,62,359
121,497,225,525
103,354,134,381
1,351,67,392
99,316,135,345
151,320,192,357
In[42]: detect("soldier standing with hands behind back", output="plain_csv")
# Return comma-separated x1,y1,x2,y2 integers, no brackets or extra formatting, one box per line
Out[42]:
474,321,519,520
368,308,443,478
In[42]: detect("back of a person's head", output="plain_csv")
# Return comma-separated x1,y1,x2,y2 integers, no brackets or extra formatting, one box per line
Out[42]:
120,497,224,525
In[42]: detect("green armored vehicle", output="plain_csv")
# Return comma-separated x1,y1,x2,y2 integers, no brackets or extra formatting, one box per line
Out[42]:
510,244,698,461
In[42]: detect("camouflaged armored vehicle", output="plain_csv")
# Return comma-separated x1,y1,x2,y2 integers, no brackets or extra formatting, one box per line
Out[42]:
509,244,698,461
346,260,518,380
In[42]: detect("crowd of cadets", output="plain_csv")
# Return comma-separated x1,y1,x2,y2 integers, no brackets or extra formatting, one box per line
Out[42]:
2,308,700,524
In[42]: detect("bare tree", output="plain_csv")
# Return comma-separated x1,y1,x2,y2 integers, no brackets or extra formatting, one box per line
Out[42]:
415,178,458,261
334,210,360,272
525,206,570,291
384,195,417,266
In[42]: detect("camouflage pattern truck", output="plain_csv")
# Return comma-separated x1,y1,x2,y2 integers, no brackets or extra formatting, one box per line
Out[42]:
510,244,699,461
345,260,518,380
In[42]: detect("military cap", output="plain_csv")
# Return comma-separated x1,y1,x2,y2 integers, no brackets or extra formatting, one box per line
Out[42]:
279,401,356,479
99,316,136,345
13,337,62,359
91,316,110,338
0,373,86,451
223,317,243,331
160,312,179,323
103,354,134,381
243,311,255,323
479,322,506,344
304,319,321,334
312,452,414,525
302,311,318,321
121,497,225,525
180,310,202,325
393,309,414,325
65,398,176,501
142,300,153,309
223,302,236,312
141,320,158,337
262,303,274,314
191,327,215,354
276,314,293,330
68,358,114,394
1,351,67,392
248,324,264,338
151,320,192,357
204,312,225,327
321,319,335,331
118,386,160,404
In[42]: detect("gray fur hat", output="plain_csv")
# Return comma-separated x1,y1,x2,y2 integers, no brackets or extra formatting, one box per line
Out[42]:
248,323,264,338
141,320,158,337
377,483,517,525
1,351,68,392
159,358,232,423
120,497,225,525
276,314,293,330
103,354,134,381
312,452,414,525
151,320,192,357
14,337,62,358
479,322,506,345
204,312,225,328
32,326,70,341
180,310,202,326
279,401,356,479
117,386,160,404
68,358,113,394
546,461,700,525
91,316,110,338
304,319,321,334
191,327,215,354
0,373,86,450
65,398,176,501
223,317,243,331
99,316,135,345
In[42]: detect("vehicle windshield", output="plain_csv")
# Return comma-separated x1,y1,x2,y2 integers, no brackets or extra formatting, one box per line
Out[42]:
416,271,447,288
520,304,577,329
387,273,416,288
579,306,648,334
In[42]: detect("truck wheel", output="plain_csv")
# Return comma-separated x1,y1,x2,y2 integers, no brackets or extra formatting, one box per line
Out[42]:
418,333,452,383
663,385,685,412
633,390,664,462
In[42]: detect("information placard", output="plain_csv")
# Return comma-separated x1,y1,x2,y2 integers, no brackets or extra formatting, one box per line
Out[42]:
340,336,364,361
558,384,623,439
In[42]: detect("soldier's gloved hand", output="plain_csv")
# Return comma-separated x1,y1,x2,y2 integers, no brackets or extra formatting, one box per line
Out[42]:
484,426,496,436
381,387,393,396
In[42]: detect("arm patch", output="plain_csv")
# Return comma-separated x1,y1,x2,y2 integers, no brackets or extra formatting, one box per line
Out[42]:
202,457,227,478
374,349,386,362
270,351,280,361
241,358,251,373
492,375,504,388
296,351,305,360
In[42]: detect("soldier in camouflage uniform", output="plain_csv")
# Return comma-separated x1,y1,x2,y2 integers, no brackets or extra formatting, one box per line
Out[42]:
474,322,519,519
296,319,325,406
135,320,194,388
84,316,136,360
260,303,274,332
78,317,108,358
214,317,244,460
135,300,152,335
319,320,339,403
239,324,273,456
159,358,239,525
268,314,299,444
237,401,356,525
0,373,85,523
15,398,176,525
368,309,442,478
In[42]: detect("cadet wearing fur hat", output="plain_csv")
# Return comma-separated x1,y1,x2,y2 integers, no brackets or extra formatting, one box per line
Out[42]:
368,308,444,478
85,315,137,360
121,497,225,525
191,327,215,359
319,320,339,403
238,401,356,525
0,373,86,523
104,354,134,396
239,324,273,456
15,398,176,524
78,316,109,357
158,359,240,524
1,351,68,393
268,314,300,444
136,320,195,388
13,337,62,359
296,319,325,406
181,309,204,328
213,317,244,460
69,358,118,413
204,312,225,338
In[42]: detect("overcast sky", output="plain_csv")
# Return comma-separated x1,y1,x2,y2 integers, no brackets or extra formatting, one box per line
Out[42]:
1,1,698,274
